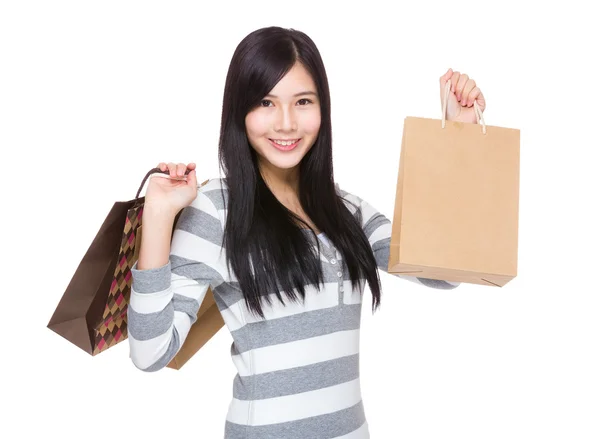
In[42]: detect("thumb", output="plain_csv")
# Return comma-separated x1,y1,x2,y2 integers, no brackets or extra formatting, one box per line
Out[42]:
187,169,197,188
439,68,453,89
439,68,454,107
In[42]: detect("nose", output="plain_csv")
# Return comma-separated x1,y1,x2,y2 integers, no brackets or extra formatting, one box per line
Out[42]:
274,106,298,132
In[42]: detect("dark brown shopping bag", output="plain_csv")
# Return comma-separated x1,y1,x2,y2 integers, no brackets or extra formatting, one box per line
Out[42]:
47,168,225,369
388,81,520,287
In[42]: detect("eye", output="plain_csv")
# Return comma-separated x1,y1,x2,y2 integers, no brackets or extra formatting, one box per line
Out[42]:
298,98,313,105
260,100,273,107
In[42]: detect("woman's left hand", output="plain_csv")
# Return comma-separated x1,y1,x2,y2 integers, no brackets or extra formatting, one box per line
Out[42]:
439,68,486,124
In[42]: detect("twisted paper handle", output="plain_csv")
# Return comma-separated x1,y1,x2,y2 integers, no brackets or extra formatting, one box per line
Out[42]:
135,167,192,199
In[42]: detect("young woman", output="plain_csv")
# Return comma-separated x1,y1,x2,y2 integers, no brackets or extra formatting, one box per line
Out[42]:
127,26,486,439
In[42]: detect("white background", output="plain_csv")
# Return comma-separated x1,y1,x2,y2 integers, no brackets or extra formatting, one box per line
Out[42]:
1,1,599,438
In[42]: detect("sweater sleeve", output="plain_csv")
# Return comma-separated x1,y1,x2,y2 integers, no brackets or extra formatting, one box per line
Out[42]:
127,181,225,371
339,186,460,290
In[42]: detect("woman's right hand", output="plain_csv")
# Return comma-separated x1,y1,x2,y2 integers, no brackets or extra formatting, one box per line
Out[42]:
144,162,198,216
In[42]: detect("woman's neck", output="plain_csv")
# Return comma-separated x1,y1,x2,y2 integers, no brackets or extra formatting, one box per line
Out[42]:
259,162,319,233
259,161,300,198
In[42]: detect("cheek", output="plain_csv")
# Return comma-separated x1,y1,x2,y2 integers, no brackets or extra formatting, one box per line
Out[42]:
245,112,268,138
302,111,321,135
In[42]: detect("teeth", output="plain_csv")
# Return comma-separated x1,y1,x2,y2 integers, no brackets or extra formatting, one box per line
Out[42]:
272,139,298,146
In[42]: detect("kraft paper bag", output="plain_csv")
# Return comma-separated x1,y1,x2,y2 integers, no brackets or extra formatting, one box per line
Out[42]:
166,288,224,370
388,82,520,287
47,169,224,370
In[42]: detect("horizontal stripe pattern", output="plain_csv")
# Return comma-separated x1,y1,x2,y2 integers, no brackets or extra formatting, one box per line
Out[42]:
230,303,361,354
218,282,340,333
231,329,361,377
227,377,363,426
224,401,368,439
128,178,460,437
232,354,360,400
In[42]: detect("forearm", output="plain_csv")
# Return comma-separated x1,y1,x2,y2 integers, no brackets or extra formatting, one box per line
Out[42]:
127,207,182,371
137,205,178,270
127,183,223,372
128,261,180,372
363,211,460,290
373,237,460,289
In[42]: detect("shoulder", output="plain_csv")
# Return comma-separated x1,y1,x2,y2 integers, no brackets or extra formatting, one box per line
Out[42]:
173,177,227,234
178,177,227,227
194,177,228,211
197,176,227,193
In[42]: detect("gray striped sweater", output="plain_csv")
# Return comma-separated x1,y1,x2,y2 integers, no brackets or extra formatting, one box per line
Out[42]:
127,178,459,439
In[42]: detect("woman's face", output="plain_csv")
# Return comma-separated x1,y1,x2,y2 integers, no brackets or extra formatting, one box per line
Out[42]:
245,62,321,180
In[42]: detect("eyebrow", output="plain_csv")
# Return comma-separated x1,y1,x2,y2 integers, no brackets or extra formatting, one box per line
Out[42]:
264,91,318,98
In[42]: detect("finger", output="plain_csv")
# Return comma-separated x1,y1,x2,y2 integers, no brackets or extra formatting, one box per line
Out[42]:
167,162,177,177
466,86,481,107
439,68,453,87
176,163,187,177
157,162,166,172
450,71,461,93
461,79,476,106
187,162,196,170
455,74,469,102
439,68,453,103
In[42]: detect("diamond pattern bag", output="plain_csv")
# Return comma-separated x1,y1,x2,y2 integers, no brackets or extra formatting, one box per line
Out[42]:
47,168,220,367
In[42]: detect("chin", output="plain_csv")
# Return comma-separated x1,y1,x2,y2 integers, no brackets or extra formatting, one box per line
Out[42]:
264,155,304,170
260,145,311,169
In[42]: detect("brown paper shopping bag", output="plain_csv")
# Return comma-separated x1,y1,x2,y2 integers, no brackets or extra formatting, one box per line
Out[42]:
166,288,225,369
47,168,225,369
388,81,520,287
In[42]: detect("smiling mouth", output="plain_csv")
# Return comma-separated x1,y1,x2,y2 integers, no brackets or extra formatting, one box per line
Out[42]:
269,138,301,151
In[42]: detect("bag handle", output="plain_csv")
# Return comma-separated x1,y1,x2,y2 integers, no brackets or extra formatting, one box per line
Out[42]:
135,167,192,199
441,79,487,134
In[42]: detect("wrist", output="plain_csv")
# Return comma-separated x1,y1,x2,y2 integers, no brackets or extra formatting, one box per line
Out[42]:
142,203,179,221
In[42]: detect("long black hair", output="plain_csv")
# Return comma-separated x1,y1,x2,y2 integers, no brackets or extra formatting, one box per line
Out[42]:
217,26,381,319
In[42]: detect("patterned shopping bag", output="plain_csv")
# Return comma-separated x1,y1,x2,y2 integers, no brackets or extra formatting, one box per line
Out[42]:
47,168,184,355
